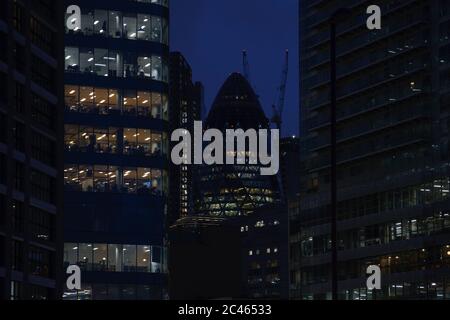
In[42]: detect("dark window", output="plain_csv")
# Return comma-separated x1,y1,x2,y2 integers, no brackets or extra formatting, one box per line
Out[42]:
13,43,26,74
31,0,55,21
30,16,54,55
31,94,55,131
13,1,25,33
31,170,54,204
0,33,7,63
12,121,25,152
29,285,51,300
0,112,5,143
31,55,55,92
13,82,25,113
0,194,5,226
12,200,24,233
30,206,54,242
31,131,55,166
14,161,24,191
0,72,7,105
29,246,52,278
0,0,6,21
10,281,22,300
12,240,23,272
0,153,5,185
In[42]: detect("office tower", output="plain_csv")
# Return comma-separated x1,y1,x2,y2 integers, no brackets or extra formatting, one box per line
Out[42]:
296,0,450,299
196,73,280,217
280,136,300,206
168,52,204,226
170,204,289,300
62,0,169,300
240,203,289,299
0,0,64,300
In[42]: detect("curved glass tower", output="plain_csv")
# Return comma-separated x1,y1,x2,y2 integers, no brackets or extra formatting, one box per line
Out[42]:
196,73,280,217
62,0,169,300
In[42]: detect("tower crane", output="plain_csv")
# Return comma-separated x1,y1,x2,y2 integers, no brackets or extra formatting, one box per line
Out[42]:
242,50,251,81
271,50,289,133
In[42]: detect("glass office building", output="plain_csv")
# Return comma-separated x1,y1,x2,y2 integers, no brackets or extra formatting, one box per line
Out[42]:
168,52,204,225
295,0,450,299
62,0,169,300
0,0,64,300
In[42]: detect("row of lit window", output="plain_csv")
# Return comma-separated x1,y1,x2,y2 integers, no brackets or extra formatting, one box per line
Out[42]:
249,248,279,256
65,125,167,157
302,280,450,300
65,47,168,82
301,212,450,257
240,220,280,232
64,165,167,195
64,85,168,120
63,283,163,300
64,243,166,274
65,9,168,44
300,245,450,285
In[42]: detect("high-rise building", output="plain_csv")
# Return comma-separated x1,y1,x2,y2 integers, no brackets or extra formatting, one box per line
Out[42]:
196,73,280,217
0,0,64,300
296,0,450,300
280,136,300,206
240,203,289,299
168,52,204,225
62,0,169,300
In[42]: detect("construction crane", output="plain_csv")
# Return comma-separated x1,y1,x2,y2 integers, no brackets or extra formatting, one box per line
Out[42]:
242,50,251,81
271,50,289,132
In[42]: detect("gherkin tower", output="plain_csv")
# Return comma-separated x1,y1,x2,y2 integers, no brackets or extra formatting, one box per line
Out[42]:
196,73,280,217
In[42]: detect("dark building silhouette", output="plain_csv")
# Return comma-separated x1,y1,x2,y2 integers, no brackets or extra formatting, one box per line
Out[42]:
169,52,204,225
174,72,288,300
170,203,289,300
62,0,169,300
0,0,64,300
280,137,300,206
296,0,450,300
196,73,280,217
169,216,243,300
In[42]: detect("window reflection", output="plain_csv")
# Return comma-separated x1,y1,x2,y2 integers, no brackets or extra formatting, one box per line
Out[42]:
109,11,122,38
93,10,107,35
108,244,121,272
93,244,108,271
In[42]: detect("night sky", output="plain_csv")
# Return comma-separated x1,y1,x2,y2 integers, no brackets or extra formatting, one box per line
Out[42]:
170,0,299,137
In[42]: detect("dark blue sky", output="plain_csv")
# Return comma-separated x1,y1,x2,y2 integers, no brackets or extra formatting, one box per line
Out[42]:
170,0,299,137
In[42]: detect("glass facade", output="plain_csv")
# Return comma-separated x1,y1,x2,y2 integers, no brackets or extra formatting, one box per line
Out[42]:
65,47,168,82
64,85,169,119
64,165,167,195
63,0,169,300
65,9,168,44
196,73,280,217
294,0,450,300
64,243,167,273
